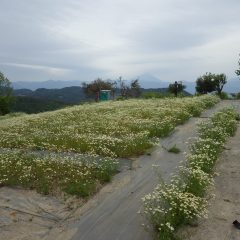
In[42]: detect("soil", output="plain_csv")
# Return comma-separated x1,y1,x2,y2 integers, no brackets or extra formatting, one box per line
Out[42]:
0,100,239,240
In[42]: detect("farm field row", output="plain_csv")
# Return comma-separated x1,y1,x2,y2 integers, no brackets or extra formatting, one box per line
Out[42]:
0,150,118,196
0,95,219,158
143,107,239,240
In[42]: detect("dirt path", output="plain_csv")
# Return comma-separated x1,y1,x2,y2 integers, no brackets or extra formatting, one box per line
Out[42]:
180,101,240,240
1,100,239,240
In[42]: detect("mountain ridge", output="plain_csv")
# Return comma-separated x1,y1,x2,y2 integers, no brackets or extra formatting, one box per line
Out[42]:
12,75,240,94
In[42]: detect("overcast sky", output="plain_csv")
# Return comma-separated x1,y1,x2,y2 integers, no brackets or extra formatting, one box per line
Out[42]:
0,0,240,83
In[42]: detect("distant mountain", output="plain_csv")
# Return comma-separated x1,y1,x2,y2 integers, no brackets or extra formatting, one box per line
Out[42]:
138,74,170,88
12,75,194,93
139,75,240,94
224,77,240,93
183,81,196,94
12,75,239,95
12,80,82,90
13,86,192,106
11,75,174,91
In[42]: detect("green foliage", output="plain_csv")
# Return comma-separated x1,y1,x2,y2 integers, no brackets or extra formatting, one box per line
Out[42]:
0,112,27,120
196,72,227,95
179,166,212,198
168,82,186,97
11,96,68,114
217,91,229,99
196,72,216,94
143,108,238,240
168,145,181,154
14,87,87,104
0,72,13,115
236,92,240,99
214,73,227,95
116,96,125,101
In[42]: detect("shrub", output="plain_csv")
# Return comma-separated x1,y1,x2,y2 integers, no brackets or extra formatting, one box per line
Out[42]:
143,181,208,240
236,92,240,99
217,91,229,99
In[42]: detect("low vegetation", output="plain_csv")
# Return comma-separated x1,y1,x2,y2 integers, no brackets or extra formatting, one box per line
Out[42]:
0,95,218,158
167,145,181,154
0,95,219,198
142,108,239,240
0,112,27,120
0,150,118,197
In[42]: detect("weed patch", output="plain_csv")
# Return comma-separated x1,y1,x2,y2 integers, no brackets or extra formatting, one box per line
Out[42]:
168,145,181,154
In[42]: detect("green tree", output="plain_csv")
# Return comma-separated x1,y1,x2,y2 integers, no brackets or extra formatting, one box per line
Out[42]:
0,72,13,115
195,73,216,94
82,78,114,102
196,72,227,95
168,81,186,97
214,73,227,95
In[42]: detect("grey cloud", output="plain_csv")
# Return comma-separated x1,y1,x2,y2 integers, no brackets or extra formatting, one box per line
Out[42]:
0,0,239,82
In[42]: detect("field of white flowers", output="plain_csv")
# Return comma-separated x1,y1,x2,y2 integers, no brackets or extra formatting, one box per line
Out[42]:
0,95,218,158
0,150,118,196
143,108,239,240
0,96,219,197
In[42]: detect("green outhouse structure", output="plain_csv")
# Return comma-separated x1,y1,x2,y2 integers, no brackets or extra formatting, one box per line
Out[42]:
100,90,111,101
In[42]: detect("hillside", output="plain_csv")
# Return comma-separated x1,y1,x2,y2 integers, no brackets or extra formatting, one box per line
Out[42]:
10,96,69,114
12,77,240,94
13,87,191,105
13,86,87,104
